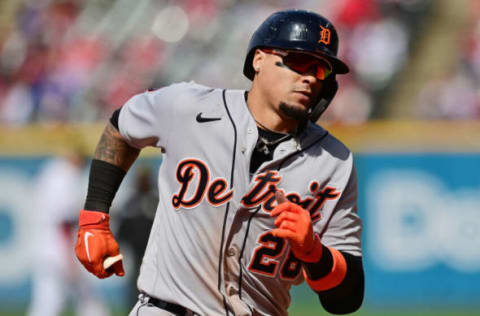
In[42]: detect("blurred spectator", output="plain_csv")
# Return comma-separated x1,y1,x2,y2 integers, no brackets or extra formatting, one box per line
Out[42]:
347,16,408,91
321,79,373,123
117,165,157,308
0,77,35,124
0,0,443,124
415,2,480,120
27,146,110,316
416,72,479,119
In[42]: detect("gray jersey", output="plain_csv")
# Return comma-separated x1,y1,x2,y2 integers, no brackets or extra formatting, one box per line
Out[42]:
118,82,362,316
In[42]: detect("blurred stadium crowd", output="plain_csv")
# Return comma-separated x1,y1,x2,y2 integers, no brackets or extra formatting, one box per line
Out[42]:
0,0,479,125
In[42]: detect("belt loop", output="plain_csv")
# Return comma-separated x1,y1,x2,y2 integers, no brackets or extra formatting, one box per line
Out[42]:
138,292,149,304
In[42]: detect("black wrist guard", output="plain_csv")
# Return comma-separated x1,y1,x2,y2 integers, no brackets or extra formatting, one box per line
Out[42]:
304,245,334,280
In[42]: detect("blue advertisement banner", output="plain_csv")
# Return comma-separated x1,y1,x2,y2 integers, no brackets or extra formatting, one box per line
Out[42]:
0,154,479,310
356,153,480,308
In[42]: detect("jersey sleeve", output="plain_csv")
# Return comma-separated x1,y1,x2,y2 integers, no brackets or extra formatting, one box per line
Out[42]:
318,161,362,257
118,83,183,149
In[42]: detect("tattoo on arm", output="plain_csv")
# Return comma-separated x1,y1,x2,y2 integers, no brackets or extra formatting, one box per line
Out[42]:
94,122,140,171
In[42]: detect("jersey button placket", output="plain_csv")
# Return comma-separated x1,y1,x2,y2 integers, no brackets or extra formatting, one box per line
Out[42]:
245,126,256,155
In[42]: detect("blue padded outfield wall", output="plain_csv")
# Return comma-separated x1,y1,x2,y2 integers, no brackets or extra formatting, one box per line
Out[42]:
0,153,479,313
356,154,480,309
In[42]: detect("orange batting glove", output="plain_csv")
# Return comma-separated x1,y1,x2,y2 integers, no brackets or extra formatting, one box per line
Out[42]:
270,190,322,263
75,210,125,278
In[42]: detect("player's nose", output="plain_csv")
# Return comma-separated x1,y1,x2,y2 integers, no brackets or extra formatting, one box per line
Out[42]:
301,65,319,85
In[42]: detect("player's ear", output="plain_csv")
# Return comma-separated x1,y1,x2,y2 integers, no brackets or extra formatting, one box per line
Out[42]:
252,49,266,74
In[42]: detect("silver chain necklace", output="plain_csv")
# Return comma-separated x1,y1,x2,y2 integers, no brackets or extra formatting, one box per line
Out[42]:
254,120,292,155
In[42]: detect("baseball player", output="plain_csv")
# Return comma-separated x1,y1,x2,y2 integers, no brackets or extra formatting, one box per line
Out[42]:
75,10,364,316
28,149,109,316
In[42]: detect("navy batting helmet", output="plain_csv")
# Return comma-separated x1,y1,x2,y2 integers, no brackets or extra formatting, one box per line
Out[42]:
243,10,349,121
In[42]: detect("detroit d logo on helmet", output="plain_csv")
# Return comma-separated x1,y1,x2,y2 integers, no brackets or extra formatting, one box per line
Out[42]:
319,26,331,45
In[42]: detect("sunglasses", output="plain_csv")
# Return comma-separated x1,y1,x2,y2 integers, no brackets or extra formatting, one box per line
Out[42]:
262,48,333,80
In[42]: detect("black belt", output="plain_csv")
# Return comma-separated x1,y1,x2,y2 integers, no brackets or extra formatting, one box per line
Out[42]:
143,294,194,316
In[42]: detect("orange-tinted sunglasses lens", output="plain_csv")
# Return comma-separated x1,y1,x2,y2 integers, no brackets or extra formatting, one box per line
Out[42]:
263,49,332,80
282,52,332,80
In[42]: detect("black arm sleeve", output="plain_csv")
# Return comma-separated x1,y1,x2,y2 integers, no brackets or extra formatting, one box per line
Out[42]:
317,253,365,314
84,159,126,213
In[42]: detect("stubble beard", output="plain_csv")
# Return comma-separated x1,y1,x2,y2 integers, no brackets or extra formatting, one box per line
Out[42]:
279,102,310,121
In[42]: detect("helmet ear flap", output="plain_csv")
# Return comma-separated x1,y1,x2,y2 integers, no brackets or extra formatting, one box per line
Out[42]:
309,76,338,122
